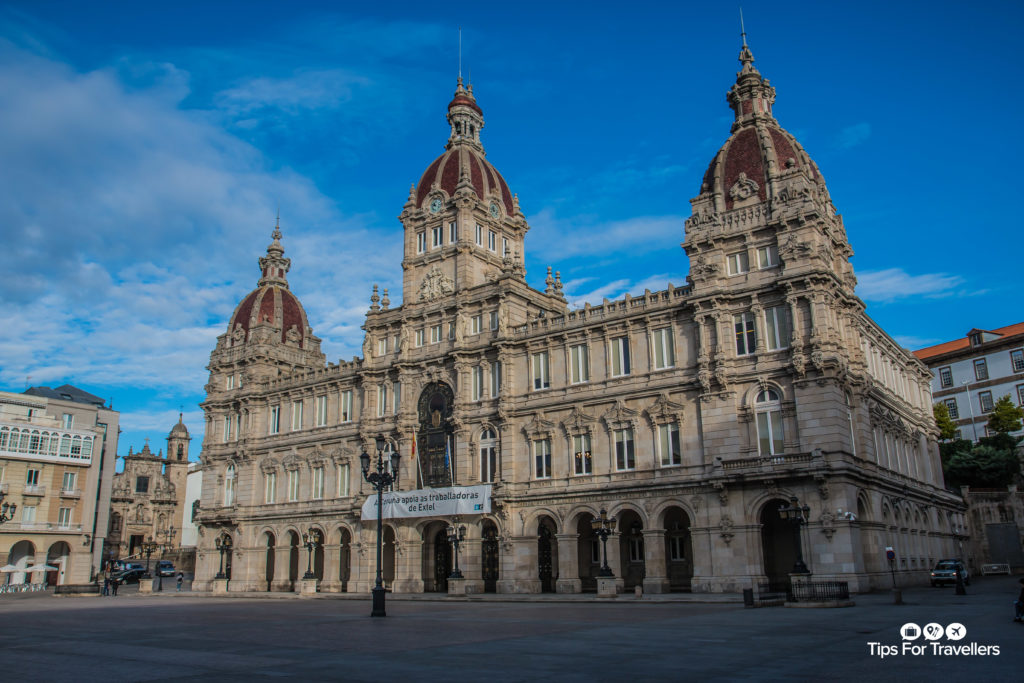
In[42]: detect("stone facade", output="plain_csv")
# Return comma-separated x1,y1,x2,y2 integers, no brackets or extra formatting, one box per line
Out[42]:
195,41,965,595
107,417,190,566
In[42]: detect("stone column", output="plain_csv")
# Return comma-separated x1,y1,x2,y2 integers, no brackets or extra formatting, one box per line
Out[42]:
320,543,341,593
392,524,424,593
272,545,292,592
555,533,581,593
497,535,541,593
458,525,485,595
605,531,625,593
642,529,670,594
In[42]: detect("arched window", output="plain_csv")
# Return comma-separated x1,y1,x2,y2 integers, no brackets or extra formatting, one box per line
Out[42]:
225,464,236,506
845,393,857,458
480,428,498,483
177,444,184,460
755,389,784,456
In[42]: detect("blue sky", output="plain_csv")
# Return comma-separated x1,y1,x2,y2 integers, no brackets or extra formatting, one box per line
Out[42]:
0,1,1020,460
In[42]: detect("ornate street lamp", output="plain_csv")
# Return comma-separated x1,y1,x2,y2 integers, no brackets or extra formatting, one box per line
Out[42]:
155,526,177,591
214,532,233,580
302,529,321,580
591,508,617,578
139,537,159,579
360,435,401,617
777,496,811,574
447,523,466,579
0,492,16,525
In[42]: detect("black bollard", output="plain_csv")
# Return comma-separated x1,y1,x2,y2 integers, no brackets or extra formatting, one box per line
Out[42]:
955,568,966,596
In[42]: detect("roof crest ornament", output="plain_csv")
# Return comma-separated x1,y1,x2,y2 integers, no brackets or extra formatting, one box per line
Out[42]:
738,7,756,74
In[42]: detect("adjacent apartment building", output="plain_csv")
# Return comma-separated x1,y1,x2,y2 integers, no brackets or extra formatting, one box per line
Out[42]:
914,322,1024,441
1,385,119,585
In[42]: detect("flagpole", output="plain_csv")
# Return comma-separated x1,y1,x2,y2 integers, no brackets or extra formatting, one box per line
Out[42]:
413,432,424,489
447,434,455,488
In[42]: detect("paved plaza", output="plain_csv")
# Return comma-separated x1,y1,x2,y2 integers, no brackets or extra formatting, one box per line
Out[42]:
1,577,1021,681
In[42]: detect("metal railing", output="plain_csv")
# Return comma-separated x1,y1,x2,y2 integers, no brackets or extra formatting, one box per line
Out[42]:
790,580,850,602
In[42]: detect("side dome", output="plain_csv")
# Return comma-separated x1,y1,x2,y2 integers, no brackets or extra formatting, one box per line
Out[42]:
414,78,515,216
169,414,189,438
698,39,831,212
224,223,313,349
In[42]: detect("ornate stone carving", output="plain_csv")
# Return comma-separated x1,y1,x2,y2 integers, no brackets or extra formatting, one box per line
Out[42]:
719,515,735,545
728,172,759,202
712,481,728,506
418,265,455,302
820,511,835,541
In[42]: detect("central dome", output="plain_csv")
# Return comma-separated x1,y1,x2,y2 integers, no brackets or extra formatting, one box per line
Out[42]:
413,78,515,216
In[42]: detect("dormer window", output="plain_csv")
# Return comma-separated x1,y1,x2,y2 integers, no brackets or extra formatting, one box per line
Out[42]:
969,333,981,347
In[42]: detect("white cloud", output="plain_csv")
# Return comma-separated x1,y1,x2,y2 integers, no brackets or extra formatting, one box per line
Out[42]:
837,122,872,149
526,210,685,262
893,335,943,350
563,273,683,309
856,268,964,303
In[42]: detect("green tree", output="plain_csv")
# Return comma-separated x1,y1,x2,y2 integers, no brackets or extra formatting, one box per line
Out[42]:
933,402,957,441
944,444,1020,488
987,395,1024,435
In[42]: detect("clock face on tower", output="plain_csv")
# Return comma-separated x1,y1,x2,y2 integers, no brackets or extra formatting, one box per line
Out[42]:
489,202,500,218
430,198,443,213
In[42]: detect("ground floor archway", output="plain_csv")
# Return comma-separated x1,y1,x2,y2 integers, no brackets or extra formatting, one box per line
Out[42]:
537,516,557,593
338,528,352,592
46,542,71,586
263,532,275,591
663,507,693,592
8,540,35,585
760,498,798,585
482,521,499,593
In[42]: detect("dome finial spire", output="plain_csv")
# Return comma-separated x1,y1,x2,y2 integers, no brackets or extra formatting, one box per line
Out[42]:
738,8,756,73
259,211,291,287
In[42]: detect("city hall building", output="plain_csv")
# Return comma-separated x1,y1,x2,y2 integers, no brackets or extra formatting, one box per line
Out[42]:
194,40,965,595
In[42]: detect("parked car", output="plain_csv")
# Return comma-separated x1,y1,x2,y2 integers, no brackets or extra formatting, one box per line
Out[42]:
156,561,175,577
930,559,969,587
112,568,147,584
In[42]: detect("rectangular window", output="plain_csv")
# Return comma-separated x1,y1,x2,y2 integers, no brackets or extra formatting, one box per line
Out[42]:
475,224,483,246
490,311,499,330
534,439,551,479
377,385,388,417
432,225,442,248
669,536,685,561
62,413,74,429
490,361,502,398
488,230,496,251
532,351,550,390
1017,384,1024,406
449,221,458,243
734,312,756,356
939,366,953,388
502,237,509,256
226,415,235,442
431,324,442,344
135,475,149,493
727,251,749,275
58,507,72,527
570,344,590,383
629,535,644,563
757,411,785,455
415,329,425,347
974,358,989,381
471,315,482,334
291,401,303,431
764,305,791,351
472,366,484,401
340,390,353,422
265,472,277,503
393,382,401,414
62,471,76,491
337,464,350,497
448,321,456,340
615,428,636,471
652,328,675,369
757,245,778,269
1012,349,1024,373
659,423,682,466
316,396,328,426
22,505,36,523
226,374,235,390
944,398,959,420
288,470,299,502
979,390,994,413
480,444,497,483
573,434,592,475
610,336,631,376
377,338,388,356
312,467,324,500
416,231,426,253
26,469,39,486
269,405,280,434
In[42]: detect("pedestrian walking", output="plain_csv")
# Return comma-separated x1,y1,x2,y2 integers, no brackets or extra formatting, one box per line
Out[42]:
176,572,183,592
102,568,110,596
111,577,119,596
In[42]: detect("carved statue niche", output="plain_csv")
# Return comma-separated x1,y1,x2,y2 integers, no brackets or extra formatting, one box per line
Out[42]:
417,382,456,487
418,265,455,302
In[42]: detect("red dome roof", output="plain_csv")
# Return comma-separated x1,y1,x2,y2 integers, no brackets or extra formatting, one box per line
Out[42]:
415,146,515,215
448,93,482,115
228,285,309,348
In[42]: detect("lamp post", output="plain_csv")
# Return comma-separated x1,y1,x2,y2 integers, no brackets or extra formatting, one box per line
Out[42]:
447,522,466,579
360,436,401,617
591,508,617,577
214,533,232,580
155,526,176,591
139,537,159,579
0,492,15,525
302,529,320,580
962,380,978,442
777,497,811,574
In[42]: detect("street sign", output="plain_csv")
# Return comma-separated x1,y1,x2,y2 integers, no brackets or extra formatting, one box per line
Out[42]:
885,546,896,562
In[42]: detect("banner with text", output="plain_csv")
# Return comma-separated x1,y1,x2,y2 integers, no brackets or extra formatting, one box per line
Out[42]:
360,485,492,520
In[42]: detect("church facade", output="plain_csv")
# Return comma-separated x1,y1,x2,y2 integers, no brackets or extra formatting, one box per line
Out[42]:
194,40,965,595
